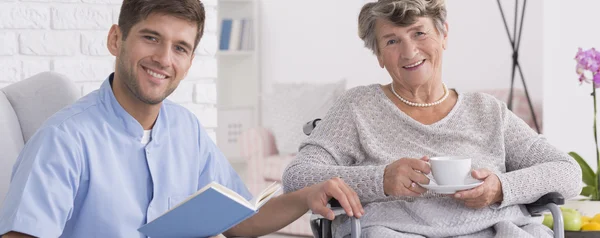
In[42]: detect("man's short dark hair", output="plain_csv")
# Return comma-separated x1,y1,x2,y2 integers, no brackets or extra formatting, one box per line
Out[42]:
118,0,206,50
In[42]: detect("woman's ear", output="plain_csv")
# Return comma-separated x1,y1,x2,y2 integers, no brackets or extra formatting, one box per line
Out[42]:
107,25,122,57
442,22,449,50
377,53,385,69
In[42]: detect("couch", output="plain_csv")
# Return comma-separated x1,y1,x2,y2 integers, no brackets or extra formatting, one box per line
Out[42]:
0,72,80,204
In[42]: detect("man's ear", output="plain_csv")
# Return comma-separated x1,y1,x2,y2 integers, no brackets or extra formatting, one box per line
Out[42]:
107,24,122,56
184,53,195,78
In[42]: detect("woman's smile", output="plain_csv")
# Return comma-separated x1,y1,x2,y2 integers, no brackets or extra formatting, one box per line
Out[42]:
403,59,426,71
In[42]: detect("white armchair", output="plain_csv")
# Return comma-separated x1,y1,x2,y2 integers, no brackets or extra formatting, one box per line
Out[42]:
0,71,80,204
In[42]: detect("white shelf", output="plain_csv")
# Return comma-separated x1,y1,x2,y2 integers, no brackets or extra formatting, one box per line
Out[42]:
216,0,260,162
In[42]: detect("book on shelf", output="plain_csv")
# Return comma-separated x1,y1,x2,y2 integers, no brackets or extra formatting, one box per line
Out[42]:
219,18,254,52
138,181,281,238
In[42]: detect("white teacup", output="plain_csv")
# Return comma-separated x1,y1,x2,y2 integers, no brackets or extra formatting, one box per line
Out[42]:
429,156,472,186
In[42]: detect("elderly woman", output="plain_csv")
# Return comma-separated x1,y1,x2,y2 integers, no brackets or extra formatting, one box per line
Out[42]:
282,0,582,237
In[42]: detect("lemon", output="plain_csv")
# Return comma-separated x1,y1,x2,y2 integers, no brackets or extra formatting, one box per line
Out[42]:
582,216,592,223
581,221,590,229
581,222,600,231
592,214,600,224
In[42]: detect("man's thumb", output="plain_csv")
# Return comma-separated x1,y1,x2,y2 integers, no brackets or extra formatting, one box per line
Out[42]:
314,206,335,220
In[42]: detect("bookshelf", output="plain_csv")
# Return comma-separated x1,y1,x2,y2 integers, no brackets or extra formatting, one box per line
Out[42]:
215,0,260,174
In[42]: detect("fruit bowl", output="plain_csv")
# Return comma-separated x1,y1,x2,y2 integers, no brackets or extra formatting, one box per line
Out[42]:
544,207,600,235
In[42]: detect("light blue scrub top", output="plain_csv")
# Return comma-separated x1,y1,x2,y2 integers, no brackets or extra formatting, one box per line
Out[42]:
0,74,252,237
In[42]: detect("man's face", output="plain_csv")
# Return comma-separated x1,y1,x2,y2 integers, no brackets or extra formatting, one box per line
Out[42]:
375,17,448,88
112,13,197,105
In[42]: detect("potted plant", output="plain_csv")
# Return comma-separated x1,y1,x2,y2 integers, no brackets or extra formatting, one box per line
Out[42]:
570,48,600,202
563,48,600,236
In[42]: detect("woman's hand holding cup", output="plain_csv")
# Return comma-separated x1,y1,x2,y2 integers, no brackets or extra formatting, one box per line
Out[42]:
452,168,504,209
383,156,431,196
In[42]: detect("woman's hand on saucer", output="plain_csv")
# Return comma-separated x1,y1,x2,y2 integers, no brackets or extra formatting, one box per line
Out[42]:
383,156,431,197
452,169,503,209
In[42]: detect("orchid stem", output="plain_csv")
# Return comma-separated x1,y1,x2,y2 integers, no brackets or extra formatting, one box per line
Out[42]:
593,83,600,200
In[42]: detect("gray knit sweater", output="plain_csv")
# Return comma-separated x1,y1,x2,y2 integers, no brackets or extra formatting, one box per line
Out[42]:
282,85,582,237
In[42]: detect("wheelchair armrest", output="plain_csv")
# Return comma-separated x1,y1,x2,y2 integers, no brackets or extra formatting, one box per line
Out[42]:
525,192,564,216
309,198,361,238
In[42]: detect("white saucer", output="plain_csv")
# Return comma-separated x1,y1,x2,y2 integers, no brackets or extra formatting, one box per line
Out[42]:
418,179,484,194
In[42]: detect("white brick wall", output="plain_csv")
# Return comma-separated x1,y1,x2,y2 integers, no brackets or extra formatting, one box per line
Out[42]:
0,0,219,141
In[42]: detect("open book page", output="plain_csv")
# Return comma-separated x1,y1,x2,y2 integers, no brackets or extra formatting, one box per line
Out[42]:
250,182,282,209
209,182,254,208
162,181,280,217
167,182,253,213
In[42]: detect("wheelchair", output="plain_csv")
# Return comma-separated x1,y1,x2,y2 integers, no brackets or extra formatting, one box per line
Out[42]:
303,119,566,238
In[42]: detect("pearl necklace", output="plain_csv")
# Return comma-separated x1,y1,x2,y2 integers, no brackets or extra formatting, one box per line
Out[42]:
390,82,449,107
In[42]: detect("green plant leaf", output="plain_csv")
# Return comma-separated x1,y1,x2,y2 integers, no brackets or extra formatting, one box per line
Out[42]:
569,152,597,187
581,186,596,197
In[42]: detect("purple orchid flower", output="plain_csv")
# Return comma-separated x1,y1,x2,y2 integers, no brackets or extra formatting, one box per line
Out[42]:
576,48,600,87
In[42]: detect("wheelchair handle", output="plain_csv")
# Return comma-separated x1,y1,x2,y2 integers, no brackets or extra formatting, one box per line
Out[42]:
303,119,321,135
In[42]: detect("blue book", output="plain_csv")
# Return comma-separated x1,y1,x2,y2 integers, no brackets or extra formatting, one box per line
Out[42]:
138,181,280,238
219,19,233,50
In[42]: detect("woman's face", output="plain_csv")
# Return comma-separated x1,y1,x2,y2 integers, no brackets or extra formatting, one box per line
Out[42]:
375,17,448,88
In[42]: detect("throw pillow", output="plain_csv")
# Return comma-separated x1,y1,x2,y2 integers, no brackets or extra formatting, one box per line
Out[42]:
262,79,346,154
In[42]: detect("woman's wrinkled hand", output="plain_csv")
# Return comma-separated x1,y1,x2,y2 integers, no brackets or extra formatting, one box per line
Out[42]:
383,156,431,197
452,169,504,209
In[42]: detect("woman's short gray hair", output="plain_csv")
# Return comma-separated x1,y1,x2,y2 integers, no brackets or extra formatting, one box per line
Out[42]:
358,0,447,55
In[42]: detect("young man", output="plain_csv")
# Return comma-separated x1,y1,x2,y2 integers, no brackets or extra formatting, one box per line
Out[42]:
0,0,363,237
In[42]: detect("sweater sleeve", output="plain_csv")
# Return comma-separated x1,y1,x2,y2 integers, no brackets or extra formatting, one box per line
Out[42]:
282,90,388,203
495,103,582,208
